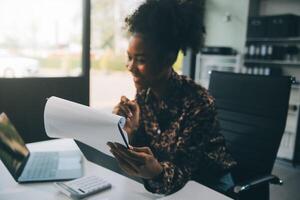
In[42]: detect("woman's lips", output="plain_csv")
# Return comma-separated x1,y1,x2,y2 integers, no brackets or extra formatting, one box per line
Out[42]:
133,76,147,89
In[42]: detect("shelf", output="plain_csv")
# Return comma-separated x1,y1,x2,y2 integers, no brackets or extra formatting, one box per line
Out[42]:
244,59,300,66
247,37,300,43
198,54,238,59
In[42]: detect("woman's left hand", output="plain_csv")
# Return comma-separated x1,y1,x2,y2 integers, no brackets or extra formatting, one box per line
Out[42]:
107,142,163,179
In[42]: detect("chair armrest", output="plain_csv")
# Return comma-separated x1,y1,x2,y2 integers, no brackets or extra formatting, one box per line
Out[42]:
233,174,283,194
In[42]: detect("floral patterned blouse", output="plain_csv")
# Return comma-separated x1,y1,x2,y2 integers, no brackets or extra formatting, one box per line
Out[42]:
130,70,237,195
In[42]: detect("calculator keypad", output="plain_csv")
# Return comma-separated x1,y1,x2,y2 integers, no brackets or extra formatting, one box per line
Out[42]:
66,176,111,195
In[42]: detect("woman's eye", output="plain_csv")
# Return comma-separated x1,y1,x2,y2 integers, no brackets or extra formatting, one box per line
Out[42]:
136,58,145,64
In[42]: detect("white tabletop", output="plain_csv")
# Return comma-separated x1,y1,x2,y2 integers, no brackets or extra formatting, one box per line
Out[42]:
0,139,232,200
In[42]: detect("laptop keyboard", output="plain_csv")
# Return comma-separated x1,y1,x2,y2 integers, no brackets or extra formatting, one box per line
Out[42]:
22,152,59,179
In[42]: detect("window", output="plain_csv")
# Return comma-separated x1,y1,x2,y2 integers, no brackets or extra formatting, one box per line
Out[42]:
0,0,83,78
90,0,141,110
90,0,183,111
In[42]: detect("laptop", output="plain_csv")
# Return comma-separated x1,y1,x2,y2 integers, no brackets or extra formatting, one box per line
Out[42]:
0,112,83,183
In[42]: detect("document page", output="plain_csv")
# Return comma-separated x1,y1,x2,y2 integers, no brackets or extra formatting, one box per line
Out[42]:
44,96,128,156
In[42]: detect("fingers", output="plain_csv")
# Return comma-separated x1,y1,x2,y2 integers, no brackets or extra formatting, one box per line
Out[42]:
120,105,133,118
107,142,140,176
120,97,137,118
107,142,152,165
112,96,138,118
126,100,139,112
131,146,153,155
120,96,139,115
113,143,155,164
112,154,138,176
113,103,133,118
114,143,146,165
120,96,130,103
108,142,146,165
110,149,140,175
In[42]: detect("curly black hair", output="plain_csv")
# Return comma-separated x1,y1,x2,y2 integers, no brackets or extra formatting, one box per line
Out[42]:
125,0,205,56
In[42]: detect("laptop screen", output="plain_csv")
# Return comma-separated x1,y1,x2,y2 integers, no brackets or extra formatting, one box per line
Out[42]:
0,113,29,178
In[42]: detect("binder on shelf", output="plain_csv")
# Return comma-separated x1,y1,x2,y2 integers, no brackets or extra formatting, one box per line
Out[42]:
247,14,300,38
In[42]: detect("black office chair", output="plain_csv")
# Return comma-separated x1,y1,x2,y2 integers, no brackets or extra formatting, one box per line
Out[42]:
208,71,292,200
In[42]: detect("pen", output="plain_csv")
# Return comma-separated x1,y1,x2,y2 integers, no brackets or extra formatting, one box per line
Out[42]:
145,88,150,103
117,123,129,149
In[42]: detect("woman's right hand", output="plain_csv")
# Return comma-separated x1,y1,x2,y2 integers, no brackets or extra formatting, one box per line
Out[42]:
113,96,140,139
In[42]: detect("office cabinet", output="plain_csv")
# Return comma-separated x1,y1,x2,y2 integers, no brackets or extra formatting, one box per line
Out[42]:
194,54,242,89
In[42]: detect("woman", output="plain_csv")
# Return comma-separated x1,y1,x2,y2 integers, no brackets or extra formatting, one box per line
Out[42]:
107,0,237,195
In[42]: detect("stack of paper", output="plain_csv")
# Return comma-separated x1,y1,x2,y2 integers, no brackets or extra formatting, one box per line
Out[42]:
44,96,128,156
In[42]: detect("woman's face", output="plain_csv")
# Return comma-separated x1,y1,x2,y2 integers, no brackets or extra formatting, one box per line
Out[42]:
126,34,170,91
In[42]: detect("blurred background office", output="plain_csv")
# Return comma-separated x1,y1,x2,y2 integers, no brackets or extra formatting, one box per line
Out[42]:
0,0,299,199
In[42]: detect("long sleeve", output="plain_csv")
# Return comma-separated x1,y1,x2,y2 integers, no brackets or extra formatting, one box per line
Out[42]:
131,71,236,195
143,97,236,194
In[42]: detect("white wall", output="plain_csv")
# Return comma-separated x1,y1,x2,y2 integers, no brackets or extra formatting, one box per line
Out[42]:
203,0,250,53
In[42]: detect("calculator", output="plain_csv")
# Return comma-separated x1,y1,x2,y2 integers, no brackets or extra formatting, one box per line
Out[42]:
54,176,112,199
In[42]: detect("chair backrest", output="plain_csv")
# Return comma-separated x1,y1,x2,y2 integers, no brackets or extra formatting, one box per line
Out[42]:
208,71,291,182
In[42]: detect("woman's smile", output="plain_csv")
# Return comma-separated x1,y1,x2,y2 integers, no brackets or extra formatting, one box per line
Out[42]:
133,76,145,88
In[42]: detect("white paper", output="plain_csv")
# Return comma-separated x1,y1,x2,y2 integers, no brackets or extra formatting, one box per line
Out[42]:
44,96,128,156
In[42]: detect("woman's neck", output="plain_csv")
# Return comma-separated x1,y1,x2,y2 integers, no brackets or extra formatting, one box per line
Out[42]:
150,68,173,100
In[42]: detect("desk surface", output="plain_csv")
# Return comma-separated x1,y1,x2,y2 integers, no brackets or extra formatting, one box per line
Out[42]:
0,139,232,200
